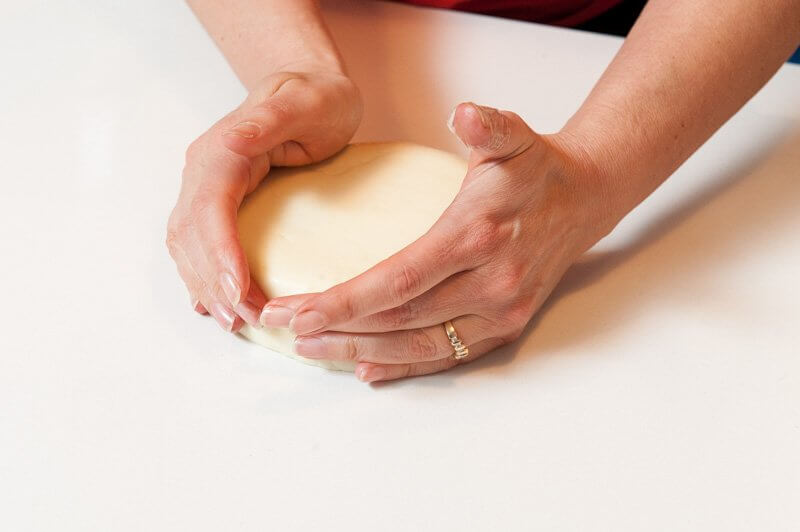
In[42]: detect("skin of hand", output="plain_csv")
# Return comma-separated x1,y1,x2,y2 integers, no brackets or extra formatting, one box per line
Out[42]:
261,102,615,382
166,68,362,331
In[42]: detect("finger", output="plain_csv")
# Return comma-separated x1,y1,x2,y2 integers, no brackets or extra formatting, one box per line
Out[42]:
178,82,306,319
293,315,493,365
173,75,305,330
283,105,539,337
448,102,539,165
328,270,489,333
169,220,247,333
220,78,317,162
259,293,316,328
204,296,245,333
234,276,268,327
168,226,244,332
355,337,506,383
178,236,245,333
167,234,209,316
165,208,248,334
172,234,243,332
186,163,254,313
262,275,479,332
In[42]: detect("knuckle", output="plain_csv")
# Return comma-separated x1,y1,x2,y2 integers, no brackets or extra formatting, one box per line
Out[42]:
344,335,362,361
261,99,292,125
374,300,416,329
400,364,415,379
165,214,188,259
165,228,180,257
461,214,528,259
302,87,327,113
184,138,204,163
406,329,438,360
462,218,506,258
492,262,528,300
482,111,512,152
329,291,358,322
389,263,424,302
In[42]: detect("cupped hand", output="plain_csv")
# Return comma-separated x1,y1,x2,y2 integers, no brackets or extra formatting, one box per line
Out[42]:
167,69,362,331
263,102,616,382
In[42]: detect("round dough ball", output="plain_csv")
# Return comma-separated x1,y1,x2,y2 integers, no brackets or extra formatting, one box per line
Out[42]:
237,142,467,371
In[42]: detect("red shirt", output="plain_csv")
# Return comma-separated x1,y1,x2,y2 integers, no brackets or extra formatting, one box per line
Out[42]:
396,0,623,27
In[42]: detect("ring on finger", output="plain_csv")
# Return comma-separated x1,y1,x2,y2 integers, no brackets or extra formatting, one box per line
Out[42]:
443,320,469,360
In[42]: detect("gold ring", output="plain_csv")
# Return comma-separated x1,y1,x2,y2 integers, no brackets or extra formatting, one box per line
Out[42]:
444,320,469,360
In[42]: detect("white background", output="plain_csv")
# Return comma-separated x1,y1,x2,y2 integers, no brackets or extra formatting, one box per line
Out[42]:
1,1,798,530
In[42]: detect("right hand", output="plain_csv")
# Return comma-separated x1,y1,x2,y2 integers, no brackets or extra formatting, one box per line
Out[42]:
166,69,362,331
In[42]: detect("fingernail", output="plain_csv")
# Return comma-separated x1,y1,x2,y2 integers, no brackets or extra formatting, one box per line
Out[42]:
259,304,294,328
290,310,327,335
222,121,261,139
220,272,241,306
446,106,457,134
210,301,236,332
293,336,327,359
358,366,387,383
447,104,473,149
235,300,261,327
191,298,206,314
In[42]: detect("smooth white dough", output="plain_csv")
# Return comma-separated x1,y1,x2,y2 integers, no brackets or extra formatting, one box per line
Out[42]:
237,142,467,371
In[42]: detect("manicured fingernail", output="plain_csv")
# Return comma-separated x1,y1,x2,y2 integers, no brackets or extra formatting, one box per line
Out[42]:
219,272,241,306
289,310,327,335
293,336,327,358
358,366,387,383
209,301,236,332
259,304,294,328
222,121,261,139
235,300,261,327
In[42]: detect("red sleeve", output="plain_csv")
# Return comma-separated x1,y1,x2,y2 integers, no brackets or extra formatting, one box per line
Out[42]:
396,0,624,27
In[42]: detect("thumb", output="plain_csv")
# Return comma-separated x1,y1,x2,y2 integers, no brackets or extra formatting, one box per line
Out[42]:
447,102,539,165
219,91,308,161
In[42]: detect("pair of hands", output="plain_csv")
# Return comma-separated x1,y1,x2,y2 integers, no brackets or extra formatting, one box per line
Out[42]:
167,68,612,382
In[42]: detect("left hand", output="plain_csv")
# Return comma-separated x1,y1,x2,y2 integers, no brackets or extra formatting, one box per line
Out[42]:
166,69,362,332
261,102,615,382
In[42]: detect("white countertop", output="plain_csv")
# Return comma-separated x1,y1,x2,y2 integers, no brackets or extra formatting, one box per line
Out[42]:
1,1,798,530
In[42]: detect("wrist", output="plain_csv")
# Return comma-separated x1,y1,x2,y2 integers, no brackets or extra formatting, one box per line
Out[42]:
545,129,630,245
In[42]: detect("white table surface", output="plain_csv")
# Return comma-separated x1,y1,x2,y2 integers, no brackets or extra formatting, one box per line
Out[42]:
2,1,799,530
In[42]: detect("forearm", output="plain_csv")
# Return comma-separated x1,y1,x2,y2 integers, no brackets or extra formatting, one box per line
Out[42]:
562,0,800,232
187,0,344,90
